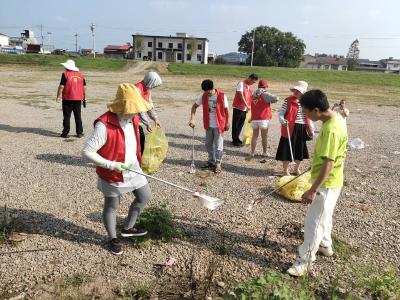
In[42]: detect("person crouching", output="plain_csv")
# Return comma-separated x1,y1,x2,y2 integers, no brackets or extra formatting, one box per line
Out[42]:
189,80,230,174
82,83,152,255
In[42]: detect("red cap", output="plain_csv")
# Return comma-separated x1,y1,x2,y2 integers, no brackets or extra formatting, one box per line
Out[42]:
258,79,269,88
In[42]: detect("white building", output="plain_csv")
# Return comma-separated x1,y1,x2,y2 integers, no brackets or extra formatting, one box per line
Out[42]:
132,33,209,64
386,59,400,73
0,33,9,47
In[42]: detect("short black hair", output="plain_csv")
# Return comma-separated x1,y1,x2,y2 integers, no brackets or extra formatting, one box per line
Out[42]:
249,73,258,80
201,79,214,91
300,89,330,112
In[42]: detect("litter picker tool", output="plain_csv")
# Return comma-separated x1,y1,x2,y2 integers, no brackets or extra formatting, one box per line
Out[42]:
121,165,223,210
189,126,196,174
246,168,310,211
285,122,295,165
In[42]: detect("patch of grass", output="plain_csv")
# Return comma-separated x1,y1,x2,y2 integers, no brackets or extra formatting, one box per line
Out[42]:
223,269,316,300
133,205,183,248
332,235,360,260
0,205,17,245
113,284,152,300
0,54,127,71
361,266,400,300
168,63,400,88
61,273,91,289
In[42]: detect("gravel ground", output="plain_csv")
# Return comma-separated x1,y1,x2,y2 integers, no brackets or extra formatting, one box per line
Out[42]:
0,64,399,298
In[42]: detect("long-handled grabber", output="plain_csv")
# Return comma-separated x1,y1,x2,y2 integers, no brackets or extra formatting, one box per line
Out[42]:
189,126,196,174
246,168,310,211
121,165,223,210
285,123,295,165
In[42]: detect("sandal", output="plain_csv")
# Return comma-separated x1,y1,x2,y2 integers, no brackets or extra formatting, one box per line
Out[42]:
201,162,215,170
214,164,222,174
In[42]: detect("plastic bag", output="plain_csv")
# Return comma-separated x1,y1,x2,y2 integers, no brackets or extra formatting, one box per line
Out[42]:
349,138,366,149
141,127,168,174
275,172,311,202
242,112,252,145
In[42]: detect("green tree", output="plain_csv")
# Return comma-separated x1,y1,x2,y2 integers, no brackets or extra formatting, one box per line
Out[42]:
347,58,358,71
238,26,306,67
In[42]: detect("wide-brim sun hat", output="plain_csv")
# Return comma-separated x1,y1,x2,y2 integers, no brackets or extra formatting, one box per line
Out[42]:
290,80,308,94
60,59,79,71
258,79,269,88
107,83,152,115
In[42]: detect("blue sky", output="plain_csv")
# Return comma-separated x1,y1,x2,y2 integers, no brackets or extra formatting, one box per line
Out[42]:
1,0,399,60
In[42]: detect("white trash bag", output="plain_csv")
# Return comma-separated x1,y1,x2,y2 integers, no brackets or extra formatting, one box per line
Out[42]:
349,138,366,150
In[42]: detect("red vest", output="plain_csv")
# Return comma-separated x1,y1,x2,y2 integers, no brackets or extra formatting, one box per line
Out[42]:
94,111,142,183
281,96,313,138
134,81,150,101
251,95,272,121
202,89,227,134
232,80,252,111
62,70,85,100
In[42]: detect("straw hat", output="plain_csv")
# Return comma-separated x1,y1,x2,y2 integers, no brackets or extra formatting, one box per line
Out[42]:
60,59,79,71
290,81,308,94
107,83,152,115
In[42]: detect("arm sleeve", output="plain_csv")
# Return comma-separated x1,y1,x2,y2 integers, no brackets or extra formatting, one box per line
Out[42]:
82,122,115,170
60,73,66,86
83,78,86,86
253,88,262,99
139,112,150,126
236,81,244,92
262,92,279,103
195,95,202,106
223,95,229,108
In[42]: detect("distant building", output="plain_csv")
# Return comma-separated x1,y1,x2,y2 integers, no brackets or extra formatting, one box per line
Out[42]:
0,33,9,47
302,55,348,71
103,43,133,59
385,58,400,73
217,52,248,64
356,59,386,72
9,30,40,51
81,48,95,56
208,52,217,64
131,33,209,64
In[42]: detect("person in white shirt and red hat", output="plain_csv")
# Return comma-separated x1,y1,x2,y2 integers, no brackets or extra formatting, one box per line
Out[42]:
82,83,153,255
275,81,314,175
56,59,86,138
249,79,279,159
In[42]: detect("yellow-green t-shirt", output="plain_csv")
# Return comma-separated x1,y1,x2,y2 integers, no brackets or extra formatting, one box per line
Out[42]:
311,114,348,188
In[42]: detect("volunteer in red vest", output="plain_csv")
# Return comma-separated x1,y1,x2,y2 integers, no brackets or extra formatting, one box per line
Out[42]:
189,80,229,174
135,71,163,155
82,83,153,255
56,59,86,138
275,81,314,175
249,79,279,160
231,73,258,147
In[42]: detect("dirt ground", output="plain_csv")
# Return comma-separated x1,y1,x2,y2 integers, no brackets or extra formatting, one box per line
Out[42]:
0,64,399,298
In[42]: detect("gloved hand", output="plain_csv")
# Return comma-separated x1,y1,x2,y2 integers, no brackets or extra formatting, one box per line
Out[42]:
109,161,124,173
279,113,288,126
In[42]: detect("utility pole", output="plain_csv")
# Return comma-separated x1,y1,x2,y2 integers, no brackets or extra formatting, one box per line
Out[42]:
90,22,95,58
250,29,255,67
40,24,44,52
74,33,79,53
47,32,52,52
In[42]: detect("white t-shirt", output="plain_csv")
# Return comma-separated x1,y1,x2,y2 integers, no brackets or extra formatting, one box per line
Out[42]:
196,93,228,128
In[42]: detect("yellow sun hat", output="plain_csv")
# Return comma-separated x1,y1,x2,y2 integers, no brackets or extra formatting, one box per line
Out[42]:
107,83,153,115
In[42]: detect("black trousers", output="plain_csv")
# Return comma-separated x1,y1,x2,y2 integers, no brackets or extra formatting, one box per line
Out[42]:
62,100,83,135
231,108,247,143
139,125,145,156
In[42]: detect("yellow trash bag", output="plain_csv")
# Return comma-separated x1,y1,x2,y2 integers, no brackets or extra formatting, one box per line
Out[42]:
141,127,168,174
242,112,252,145
275,172,311,202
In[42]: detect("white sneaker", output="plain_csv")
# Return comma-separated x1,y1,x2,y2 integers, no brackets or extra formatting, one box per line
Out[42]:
318,246,334,257
286,259,311,277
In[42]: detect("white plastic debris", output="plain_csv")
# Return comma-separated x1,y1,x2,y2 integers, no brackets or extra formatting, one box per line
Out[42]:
349,138,366,149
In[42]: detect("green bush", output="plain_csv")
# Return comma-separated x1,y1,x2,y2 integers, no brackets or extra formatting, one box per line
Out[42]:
134,205,183,247
362,267,400,300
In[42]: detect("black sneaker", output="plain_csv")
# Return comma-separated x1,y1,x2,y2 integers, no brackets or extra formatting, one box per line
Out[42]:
121,225,148,237
108,238,123,255
60,133,69,138
76,133,84,138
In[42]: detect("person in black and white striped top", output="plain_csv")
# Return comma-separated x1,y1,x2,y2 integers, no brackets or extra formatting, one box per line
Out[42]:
275,81,314,175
